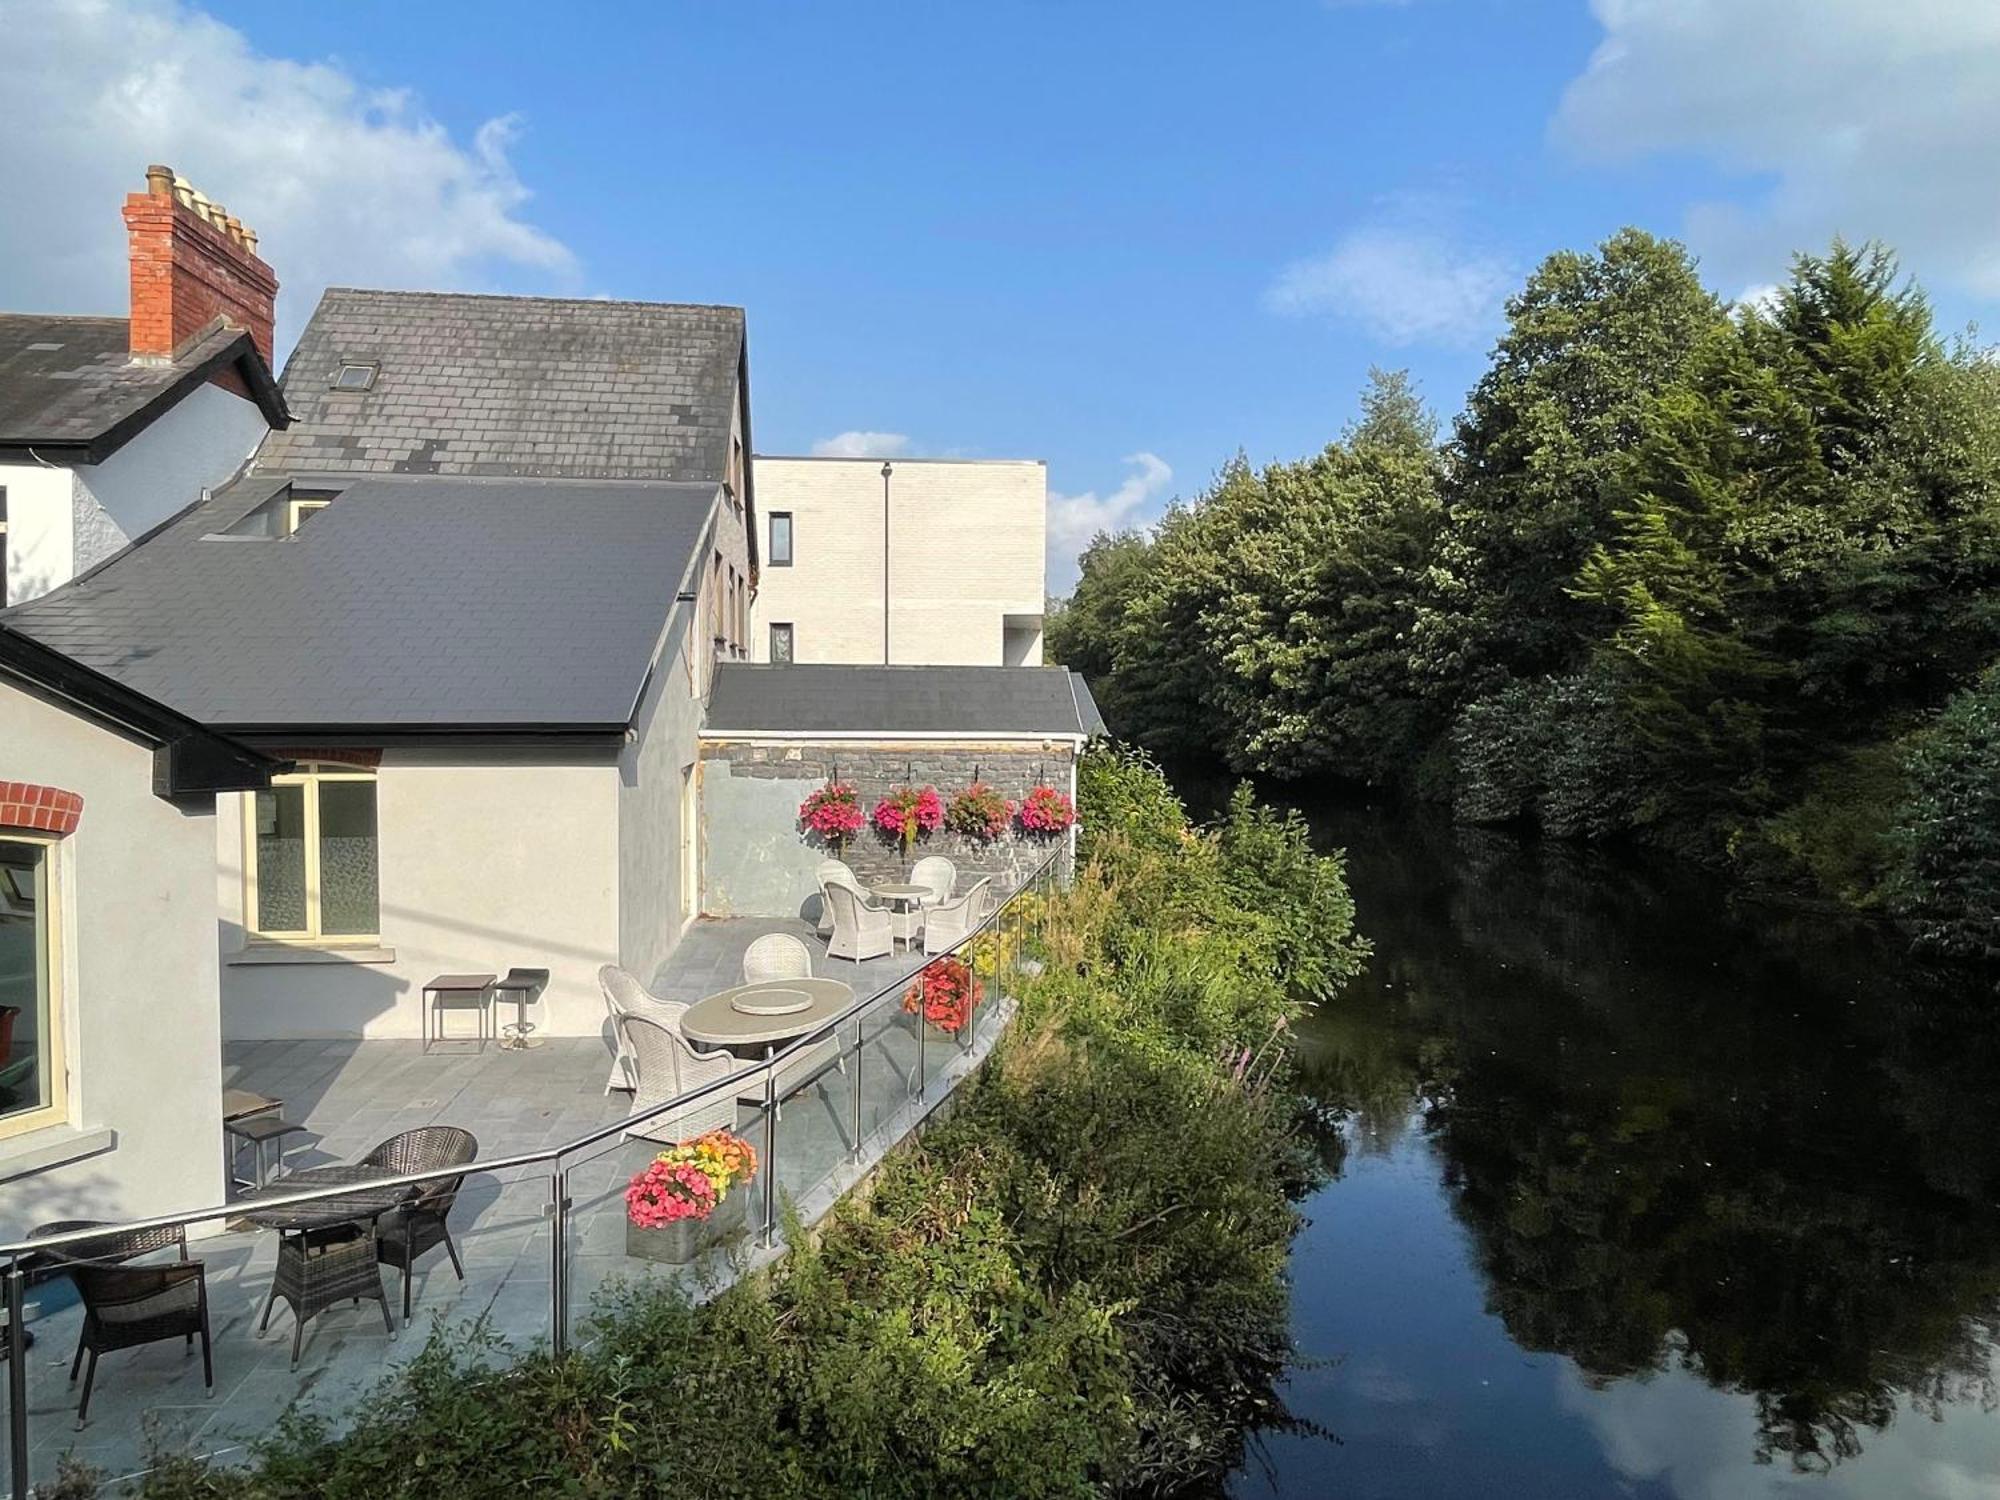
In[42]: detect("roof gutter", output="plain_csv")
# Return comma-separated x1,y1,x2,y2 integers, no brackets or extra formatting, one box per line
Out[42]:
0,625,283,798
700,729,1088,746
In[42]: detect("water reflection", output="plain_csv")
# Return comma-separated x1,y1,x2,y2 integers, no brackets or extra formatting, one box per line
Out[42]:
1248,799,2000,1497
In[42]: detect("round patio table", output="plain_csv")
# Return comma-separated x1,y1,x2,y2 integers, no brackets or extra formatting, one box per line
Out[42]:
680,977,855,1061
238,1163,412,1232
238,1163,415,1363
872,883,932,951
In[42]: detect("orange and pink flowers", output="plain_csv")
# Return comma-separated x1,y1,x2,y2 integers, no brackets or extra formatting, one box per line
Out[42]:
624,1128,759,1227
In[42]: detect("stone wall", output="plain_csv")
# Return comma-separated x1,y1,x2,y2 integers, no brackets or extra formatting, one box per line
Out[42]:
700,739,1075,919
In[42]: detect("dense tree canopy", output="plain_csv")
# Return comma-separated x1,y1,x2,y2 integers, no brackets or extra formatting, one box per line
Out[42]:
1050,231,2000,956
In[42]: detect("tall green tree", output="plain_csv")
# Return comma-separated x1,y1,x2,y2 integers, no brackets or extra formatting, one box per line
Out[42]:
1420,229,1728,691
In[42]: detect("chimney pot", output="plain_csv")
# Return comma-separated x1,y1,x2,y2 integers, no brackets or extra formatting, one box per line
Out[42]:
123,166,278,365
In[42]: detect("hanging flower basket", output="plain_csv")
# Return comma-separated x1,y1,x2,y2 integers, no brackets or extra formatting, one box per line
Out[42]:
799,781,866,852
902,956,984,1035
945,781,1014,842
625,1129,759,1263
872,785,944,851
1018,785,1077,836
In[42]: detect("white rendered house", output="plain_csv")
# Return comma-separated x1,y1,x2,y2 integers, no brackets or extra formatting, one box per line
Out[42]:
0,165,286,605
749,456,1047,667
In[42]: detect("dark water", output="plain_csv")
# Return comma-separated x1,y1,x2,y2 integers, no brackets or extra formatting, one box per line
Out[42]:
1233,800,2000,1500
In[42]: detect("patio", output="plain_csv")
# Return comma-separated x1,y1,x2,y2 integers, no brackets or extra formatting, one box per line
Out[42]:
4,917,1004,1491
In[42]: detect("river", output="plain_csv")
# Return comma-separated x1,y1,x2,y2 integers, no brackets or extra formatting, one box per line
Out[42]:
1231,797,2000,1499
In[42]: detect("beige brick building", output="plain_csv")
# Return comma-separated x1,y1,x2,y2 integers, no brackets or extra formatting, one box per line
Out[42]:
749,456,1047,666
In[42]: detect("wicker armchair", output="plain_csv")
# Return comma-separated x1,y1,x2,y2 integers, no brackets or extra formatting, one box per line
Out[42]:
601,964,697,1093
621,1014,750,1144
361,1127,479,1319
824,881,894,962
815,859,881,934
34,1224,211,1424
923,876,993,956
742,932,814,985
910,856,957,907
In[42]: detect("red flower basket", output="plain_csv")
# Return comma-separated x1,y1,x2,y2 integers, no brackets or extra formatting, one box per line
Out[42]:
1018,785,1076,835
902,956,985,1035
873,785,944,848
945,781,1015,842
799,782,866,849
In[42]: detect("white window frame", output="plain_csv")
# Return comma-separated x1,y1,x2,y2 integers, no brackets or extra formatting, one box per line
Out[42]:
284,497,330,536
243,763,380,945
0,835,66,1142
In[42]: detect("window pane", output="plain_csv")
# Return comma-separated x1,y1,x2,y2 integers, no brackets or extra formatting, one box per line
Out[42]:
771,513,793,566
253,786,309,932
318,780,379,936
771,623,794,664
0,843,51,1120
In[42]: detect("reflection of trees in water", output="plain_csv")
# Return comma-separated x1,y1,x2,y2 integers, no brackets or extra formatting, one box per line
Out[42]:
1287,797,2000,1471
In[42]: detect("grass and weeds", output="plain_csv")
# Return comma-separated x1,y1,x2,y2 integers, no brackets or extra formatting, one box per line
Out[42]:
71,749,1363,1500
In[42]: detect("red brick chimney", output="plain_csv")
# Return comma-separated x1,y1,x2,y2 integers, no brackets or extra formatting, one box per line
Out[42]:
122,164,278,366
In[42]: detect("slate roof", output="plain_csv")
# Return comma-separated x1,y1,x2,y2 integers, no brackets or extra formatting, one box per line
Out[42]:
255,289,746,482
2,475,716,732
703,664,1108,739
0,314,286,463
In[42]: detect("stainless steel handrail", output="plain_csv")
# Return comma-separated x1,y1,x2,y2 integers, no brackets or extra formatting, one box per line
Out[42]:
3,847,1063,1497
0,847,1059,1262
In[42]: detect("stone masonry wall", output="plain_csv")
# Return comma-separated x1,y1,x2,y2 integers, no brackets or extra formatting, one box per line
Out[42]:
700,740,1075,919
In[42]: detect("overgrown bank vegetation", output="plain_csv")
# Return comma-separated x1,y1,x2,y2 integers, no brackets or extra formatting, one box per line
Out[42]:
87,752,1361,1500
1051,232,2000,959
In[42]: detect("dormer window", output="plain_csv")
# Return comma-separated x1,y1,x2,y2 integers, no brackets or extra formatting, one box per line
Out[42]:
285,496,331,535
331,362,378,392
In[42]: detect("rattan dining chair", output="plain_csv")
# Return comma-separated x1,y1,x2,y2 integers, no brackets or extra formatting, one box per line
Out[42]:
360,1127,479,1320
824,881,894,962
621,1013,750,1144
742,932,814,985
30,1223,212,1425
922,876,993,956
601,964,698,1093
910,855,957,907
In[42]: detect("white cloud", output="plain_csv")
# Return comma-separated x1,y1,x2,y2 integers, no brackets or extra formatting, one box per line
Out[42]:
1266,211,1510,347
0,0,576,354
1555,0,2000,300
1047,452,1172,594
809,430,912,458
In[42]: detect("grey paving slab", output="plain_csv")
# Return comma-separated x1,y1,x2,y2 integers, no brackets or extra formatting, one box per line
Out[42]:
5,918,982,1492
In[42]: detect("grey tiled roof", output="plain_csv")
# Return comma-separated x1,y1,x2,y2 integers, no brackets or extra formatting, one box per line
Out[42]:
0,314,285,462
703,665,1105,738
255,289,744,481
3,475,715,731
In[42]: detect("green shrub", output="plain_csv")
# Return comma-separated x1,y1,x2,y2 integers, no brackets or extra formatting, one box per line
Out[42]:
102,753,1358,1500
1889,668,2000,963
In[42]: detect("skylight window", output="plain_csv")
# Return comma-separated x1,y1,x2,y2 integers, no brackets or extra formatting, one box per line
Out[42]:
331,362,378,392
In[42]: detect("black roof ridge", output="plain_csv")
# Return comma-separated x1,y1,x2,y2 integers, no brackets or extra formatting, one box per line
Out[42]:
318,286,746,316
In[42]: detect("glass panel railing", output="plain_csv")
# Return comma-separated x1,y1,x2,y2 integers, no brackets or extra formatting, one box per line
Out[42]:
555,1075,776,1354
0,850,1067,1497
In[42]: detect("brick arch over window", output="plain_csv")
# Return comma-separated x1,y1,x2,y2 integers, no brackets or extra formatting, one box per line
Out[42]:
0,782,83,837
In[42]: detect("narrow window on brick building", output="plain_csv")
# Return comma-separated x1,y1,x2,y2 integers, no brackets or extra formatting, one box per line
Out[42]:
770,511,793,567
770,623,795,664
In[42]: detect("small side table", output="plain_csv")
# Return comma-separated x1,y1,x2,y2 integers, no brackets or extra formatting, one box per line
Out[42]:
226,1114,310,1191
493,967,551,1050
423,973,496,1053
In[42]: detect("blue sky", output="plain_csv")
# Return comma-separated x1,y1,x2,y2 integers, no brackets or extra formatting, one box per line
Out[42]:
7,1,2000,589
